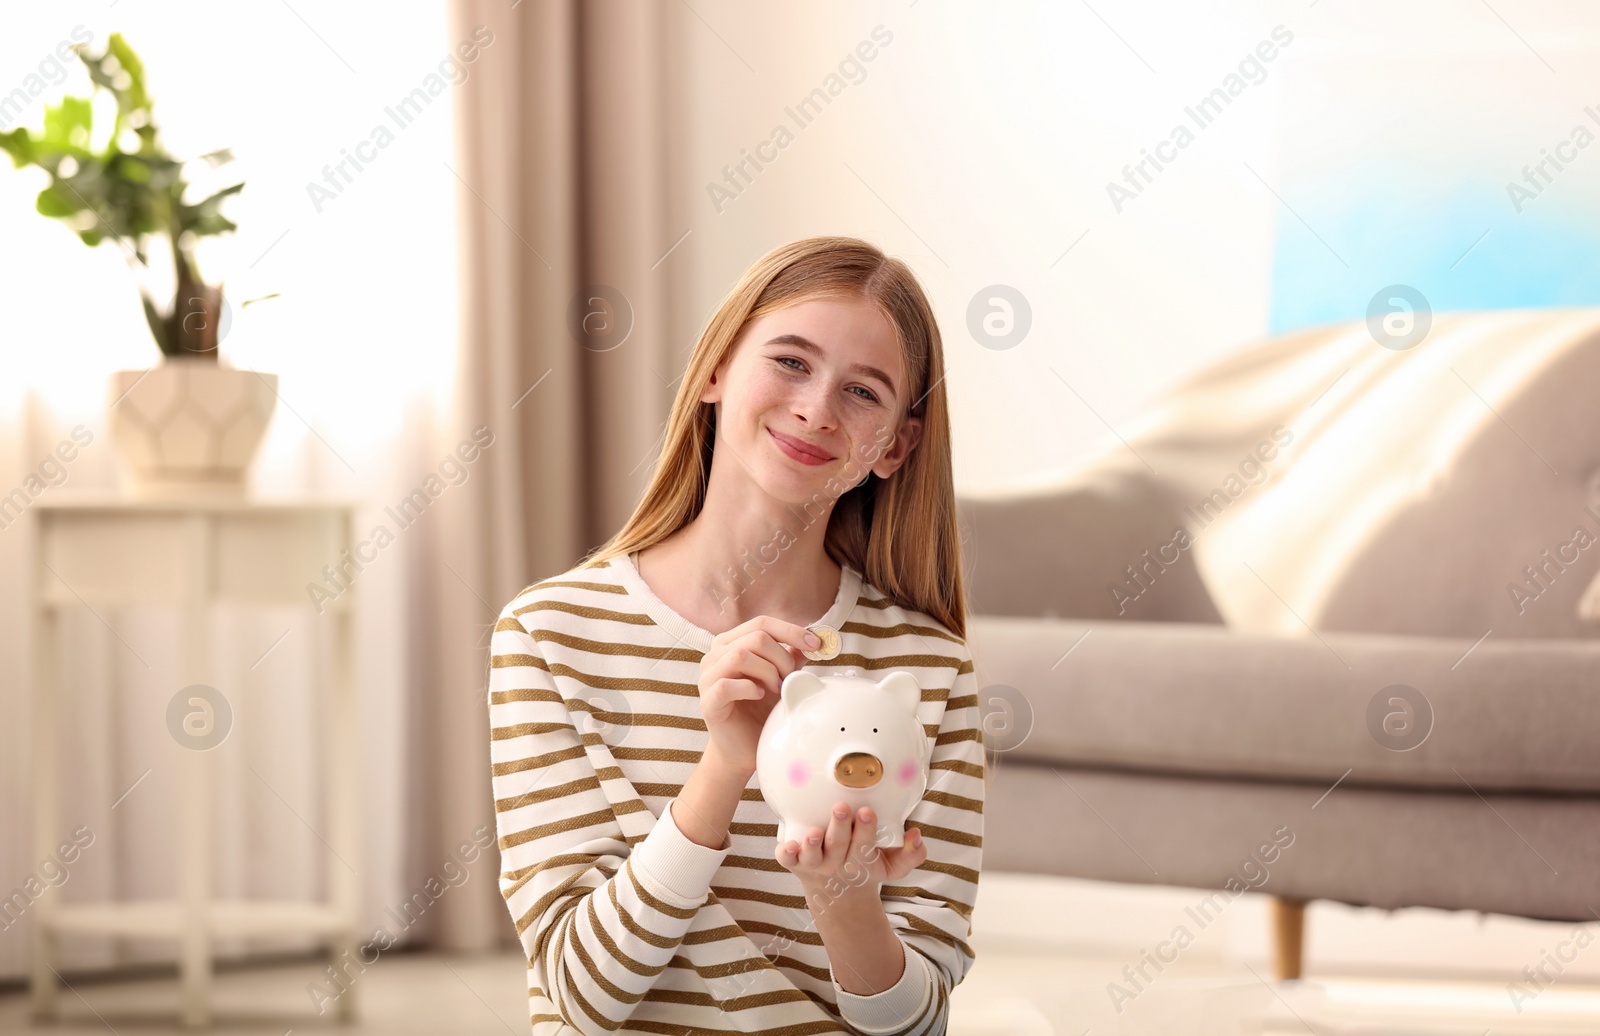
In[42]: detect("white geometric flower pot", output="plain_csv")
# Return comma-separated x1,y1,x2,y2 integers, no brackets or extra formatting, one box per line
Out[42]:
106,357,279,499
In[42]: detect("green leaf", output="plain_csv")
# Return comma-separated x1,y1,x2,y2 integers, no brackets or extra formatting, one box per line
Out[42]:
40,95,94,157
106,34,151,113
0,128,35,167
112,153,153,184
187,212,238,236
36,182,85,217
77,41,117,93
178,180,244,238
190,181,244,214
241,293,281,308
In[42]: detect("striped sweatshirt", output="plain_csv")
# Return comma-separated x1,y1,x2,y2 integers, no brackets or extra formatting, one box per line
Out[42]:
487,549,985,1035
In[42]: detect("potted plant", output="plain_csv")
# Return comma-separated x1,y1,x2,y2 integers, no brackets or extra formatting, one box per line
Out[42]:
0,32,281,497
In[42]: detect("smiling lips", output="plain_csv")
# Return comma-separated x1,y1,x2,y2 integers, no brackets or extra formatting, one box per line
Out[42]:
769,428,834,465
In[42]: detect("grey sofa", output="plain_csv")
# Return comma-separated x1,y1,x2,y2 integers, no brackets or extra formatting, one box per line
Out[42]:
959,307,1600,978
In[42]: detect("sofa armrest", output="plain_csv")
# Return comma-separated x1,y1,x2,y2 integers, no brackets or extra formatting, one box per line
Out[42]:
957,469,1223,623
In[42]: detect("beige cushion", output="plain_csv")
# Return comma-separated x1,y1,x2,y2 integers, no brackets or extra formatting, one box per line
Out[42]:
982,761,1600,920
968,614,1600,794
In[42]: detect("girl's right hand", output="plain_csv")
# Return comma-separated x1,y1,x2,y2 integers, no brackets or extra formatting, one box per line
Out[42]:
697,616,821,775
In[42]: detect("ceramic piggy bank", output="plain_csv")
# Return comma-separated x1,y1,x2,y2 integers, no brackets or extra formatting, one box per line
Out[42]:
756,667,929,849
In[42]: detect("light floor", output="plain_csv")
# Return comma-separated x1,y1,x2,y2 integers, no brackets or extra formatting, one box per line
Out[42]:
2,872,1597,1034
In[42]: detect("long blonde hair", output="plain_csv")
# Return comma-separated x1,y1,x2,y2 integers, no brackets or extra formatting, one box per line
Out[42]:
577,236,966,640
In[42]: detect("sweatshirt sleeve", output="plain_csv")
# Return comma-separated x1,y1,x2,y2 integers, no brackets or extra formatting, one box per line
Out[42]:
487,598,734,1035
829,637,985,1035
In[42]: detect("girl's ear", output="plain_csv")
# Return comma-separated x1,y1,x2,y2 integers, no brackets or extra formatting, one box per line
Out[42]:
780,670,826,715
702,348,737,405
870,414,923,480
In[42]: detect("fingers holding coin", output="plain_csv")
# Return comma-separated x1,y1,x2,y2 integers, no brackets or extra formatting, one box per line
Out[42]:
802,623,840,662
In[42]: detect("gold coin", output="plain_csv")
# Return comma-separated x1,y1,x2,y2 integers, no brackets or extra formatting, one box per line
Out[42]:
802,623,841,661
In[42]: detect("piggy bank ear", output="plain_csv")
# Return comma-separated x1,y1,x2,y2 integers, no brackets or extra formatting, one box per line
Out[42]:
780,670,827,715
877,671,921,716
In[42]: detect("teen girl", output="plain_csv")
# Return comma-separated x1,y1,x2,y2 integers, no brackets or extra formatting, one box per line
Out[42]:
488,236,984,1034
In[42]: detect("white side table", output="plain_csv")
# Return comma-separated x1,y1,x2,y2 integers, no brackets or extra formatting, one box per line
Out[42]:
27,491,364,1027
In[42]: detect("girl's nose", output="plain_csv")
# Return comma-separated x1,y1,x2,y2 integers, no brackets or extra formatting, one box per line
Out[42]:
793,385,838,430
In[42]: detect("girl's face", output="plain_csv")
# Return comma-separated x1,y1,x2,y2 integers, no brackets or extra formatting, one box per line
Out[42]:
702,296,923,503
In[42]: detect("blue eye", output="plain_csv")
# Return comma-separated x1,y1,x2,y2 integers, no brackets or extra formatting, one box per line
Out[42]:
772,357,879,403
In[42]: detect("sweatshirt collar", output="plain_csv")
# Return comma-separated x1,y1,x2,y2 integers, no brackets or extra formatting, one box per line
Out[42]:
611,550,862,655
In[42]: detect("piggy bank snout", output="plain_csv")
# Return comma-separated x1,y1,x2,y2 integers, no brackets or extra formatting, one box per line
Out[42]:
834,751,883,788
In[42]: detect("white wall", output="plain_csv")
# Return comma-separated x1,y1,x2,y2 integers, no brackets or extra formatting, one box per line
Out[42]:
668,0,1600,495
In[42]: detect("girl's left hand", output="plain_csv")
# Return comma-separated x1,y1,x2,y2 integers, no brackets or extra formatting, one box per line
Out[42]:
776,801,927,897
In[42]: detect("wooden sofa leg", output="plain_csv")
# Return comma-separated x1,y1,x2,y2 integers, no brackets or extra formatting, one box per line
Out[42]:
1271,896,1307,980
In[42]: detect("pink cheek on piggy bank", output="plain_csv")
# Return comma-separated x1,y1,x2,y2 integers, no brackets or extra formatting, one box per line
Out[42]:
897,759,918,785
787,760,810,787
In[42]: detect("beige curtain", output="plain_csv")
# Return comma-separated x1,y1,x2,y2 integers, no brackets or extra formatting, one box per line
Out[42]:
420,0,680,949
